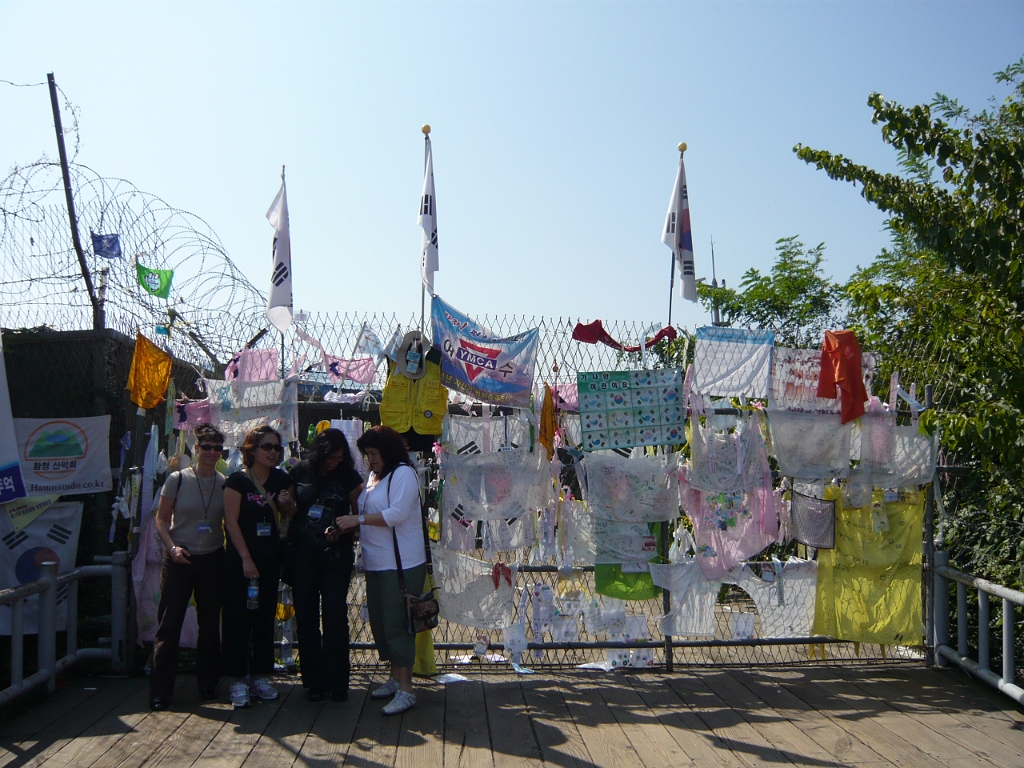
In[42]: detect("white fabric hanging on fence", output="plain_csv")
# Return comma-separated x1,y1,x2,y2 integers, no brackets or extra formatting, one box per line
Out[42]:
726,558,818,638
329,419,367,476
482,515,537,555
649,560,721,638
688,411,771,494
444,413,530,454
849,414,938,488
561,499,659,564
692,326,774,398
441,450,550,521
768,410,852,479
432,545,515,629
769,347,875,413
580,452,679,523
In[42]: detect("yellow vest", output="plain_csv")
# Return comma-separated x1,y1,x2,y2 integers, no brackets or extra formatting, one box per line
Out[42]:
380,350,448,435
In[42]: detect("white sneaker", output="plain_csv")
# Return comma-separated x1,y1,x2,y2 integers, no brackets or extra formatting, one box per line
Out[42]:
382,689,416,715
250,677,279,701
370,677,400,699
229,682,250,709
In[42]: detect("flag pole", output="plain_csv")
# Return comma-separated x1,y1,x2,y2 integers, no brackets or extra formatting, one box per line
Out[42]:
420,126,431,333
667,142,686,327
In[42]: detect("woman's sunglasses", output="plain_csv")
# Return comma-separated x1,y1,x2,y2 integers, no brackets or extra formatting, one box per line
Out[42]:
258,442,283,453
197,443,223,452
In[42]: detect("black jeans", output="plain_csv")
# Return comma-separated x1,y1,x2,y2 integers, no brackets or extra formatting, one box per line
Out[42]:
290,546,353,695
220,553,280,679
150,549,224,700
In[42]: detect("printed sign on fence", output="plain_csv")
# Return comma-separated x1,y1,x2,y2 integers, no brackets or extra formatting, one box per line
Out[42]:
0,334,27,505
13,417,112,497
576,368,684,451
430,296,539,408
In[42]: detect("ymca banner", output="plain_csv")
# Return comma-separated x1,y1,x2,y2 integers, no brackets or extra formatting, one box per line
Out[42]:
205,379,297,448
0,501,83,634
430,296,539,408
14,416,112,497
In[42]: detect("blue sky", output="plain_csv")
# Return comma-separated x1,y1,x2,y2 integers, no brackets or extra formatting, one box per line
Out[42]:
2,0,1022,333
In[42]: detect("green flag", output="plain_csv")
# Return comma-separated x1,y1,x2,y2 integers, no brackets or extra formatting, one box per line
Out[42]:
136,262,173,299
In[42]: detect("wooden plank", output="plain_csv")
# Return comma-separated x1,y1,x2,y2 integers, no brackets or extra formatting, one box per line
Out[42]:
0,677,143,768
594,673,694,767
519,678,592,768
712,670,847,767
240,683,318,768
767,667,947,768
395,683,445,768
344,683,404,768
555,673,639,768
0,678,101,742
728,668,889,767
295,689,368,768
482,679,541,768
793,666,998,768
193,692,288,768
441,680,491,768
663,673,791,768
829,665,1024,768
145,704,233,768
629,673,745,768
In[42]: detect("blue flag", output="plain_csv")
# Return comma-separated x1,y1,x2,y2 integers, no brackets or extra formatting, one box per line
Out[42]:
91,232,122,259
431,296,539,408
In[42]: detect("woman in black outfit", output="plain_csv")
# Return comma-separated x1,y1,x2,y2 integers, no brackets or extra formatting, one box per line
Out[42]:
222,425,296,709
287,428,364,701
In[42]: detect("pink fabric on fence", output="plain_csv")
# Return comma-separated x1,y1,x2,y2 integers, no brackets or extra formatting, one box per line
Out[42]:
173,399,210,431
552,382,578,412
324,355,377,384
225,348,279,381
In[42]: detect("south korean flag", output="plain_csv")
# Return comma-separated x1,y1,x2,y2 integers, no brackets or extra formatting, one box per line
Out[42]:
0,502,82,634
418,138,439,294
266,171,293,333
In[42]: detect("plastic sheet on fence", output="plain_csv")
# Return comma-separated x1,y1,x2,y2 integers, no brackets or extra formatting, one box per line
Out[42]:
788,489,836,549
649,561,721,638
688,412,771,494
204,378,297,448
769,347,875,414
768,409,852,479
561,499,659,565
443,413,530,454
686,487,780,580
692,326,774,398
441,450,550,521
432,545,516,630
726,558,818,638
581,451,679,523
813,489,924,645
849,416,939,488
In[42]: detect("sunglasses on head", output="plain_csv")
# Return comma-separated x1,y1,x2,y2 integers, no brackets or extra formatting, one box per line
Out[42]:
197,443,223,452
258,442,283,452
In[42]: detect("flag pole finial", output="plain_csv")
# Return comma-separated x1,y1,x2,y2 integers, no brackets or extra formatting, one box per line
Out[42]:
678,142,687,154
281,165,285,179
422,124,431,135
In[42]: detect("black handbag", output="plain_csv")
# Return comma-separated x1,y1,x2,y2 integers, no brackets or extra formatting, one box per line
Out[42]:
385,468,439,634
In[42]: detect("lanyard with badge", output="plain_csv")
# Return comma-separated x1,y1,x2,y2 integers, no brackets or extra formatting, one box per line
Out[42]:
194,469,217,536
245,468,281,538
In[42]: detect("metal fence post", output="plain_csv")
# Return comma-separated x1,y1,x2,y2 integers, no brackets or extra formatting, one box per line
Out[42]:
958,582,969,657
934,550,949,667
923,384,934,667
66,578,78,659
111,551,129,673
1003,598,1015,689
979,591,990,671
11,599,24,688
36,561,58,692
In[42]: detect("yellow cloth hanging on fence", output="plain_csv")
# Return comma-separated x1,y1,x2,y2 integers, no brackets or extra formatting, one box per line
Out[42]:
813,487,924,646
412,573,438,677
127,332,172,410
538,383,557,461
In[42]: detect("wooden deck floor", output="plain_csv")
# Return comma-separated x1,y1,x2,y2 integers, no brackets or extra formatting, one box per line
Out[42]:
2,663,1024,768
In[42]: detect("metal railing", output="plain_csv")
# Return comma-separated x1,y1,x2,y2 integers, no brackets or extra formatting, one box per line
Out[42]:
0,552,129,707
933,550,1023,704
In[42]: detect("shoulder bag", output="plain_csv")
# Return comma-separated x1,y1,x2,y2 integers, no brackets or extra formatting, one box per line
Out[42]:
383,466,439,634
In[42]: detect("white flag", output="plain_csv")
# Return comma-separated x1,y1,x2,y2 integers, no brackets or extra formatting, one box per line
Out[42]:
418,139,438,294
353,322,384,359
661,155,697,302
266,176,293,332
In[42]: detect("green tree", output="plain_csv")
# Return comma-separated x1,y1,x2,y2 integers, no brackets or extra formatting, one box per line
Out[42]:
697,236,845,348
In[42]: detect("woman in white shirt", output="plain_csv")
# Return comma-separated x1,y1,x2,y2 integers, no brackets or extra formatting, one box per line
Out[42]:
335,425,424,715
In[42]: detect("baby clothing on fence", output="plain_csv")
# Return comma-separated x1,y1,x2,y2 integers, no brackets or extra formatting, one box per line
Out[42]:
726,558,818,638
688,411,771,494
432,545,515,629
649,561,721,638
685,486,780,580
581,451,679,523
816,330,868,424
768,410,852,479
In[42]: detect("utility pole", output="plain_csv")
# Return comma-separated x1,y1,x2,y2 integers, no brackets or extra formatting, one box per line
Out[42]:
710,237,722,326
47,72,103,330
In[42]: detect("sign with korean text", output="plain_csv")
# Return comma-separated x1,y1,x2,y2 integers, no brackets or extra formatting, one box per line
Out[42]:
14,416,112,497
577,369,684,451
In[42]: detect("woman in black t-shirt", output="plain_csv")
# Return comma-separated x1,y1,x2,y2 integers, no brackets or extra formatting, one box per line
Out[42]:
222,425,296,709
287,428,364,701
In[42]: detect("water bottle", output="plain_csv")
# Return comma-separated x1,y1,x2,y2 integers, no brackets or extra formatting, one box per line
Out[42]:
247,577,259,610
